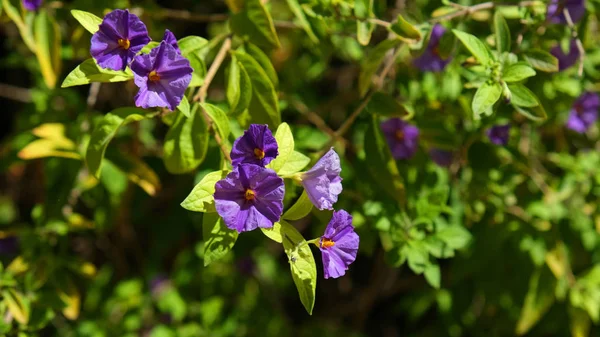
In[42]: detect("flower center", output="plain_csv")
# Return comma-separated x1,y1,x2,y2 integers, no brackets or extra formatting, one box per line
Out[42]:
117,38,131,50
574,103,584,115
244,189,256,201
320,238,335,249
148,71,161,82
395,130,405,141
254,148,265,160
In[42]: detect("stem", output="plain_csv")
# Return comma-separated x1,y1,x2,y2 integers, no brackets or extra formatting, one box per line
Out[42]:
193,37,232,103
152,8,229,23
430,1,540,23
563,8,585,77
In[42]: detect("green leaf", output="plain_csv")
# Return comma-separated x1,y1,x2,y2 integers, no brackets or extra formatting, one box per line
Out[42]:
233,51,281,128
86,108,150,178
61,59,134,88
436,226,472,250
453,30,494,65
3,289,29,324
244,43,278,88
230,0,281,49
181,170,228,213
494,11,511,53
163,106,209,174
34,11,61,89
227,55,253,116
357,21,375,46
261,221,283,243
389,14,422,40
200,103,230,141
524,49,559,72
364,114,405,204
508,83,540,108
188,53,207,88
472,82,502,116
285,0,318,43
359,39,402,97
267,122,294,172
202,212,239,267
424,263,441,289
70,10,102,34
178,36,209,56
2,0,36,52
283,191,313,221
367,92,411,117
277,151,311,176
177,96,191,118
141,41,160,54
503,62,536,82
105,150,161,196
516,267,556,335
355,0,375,46
280,220,316,315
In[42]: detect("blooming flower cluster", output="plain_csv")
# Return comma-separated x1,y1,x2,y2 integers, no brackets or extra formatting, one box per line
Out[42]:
90,9,192,111
213,124,359,278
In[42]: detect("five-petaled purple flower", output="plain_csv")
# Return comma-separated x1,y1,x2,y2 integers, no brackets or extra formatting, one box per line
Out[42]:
91,9,151,71
487,124,511,146
429,149,454,167
318,210,359,279
566,92,600,133
214,164,284,233
413,24,452,72
22,0,42,11
301,148,342,211
381,118,420,160
547,0,586,24
131,41,193,111
162,29,181,55
551,40,580,71
231,124,279,167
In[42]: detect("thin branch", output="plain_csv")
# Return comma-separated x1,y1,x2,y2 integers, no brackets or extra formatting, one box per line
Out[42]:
563,8,586,77
0,83,32,103
193,37,232,103
430,1,540,23
152,9,228,23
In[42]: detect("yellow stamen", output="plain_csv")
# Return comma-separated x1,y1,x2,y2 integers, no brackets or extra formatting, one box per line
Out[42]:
117,38,131,50
320,238,335,249
148,71,161,82
395,130,405,141
254,148,265,160
244,189,255,201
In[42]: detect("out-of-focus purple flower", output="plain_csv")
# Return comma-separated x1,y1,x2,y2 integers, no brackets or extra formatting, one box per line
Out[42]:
162,29,181,54
22,0,42,10
231,124,278,167
566,92,600,133
318,210,359,279
486,124,511,146
301,148,342,211
551,40,580,71
90,9,151,71
149,274,170,297
380,118,420,160
547,0,586,24
236,256,256,276
0,237,18,255
214,164,284,233
413,24,452,72
429,149,454,167
131,41,193,111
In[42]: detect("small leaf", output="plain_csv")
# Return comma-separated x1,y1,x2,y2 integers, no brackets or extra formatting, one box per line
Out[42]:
508,83,540,108
277,151,311,176
178,36,209,56
71,10,102,34
163,107,209,174
424,263,441,289
359,39,402,97
181,170,228,213
355,0,375,46
453,30,494,65
266,122,294,172
188,52,207,87
261,221,283,243
367,92,411,117
3,289,29,324
18,123,80,160
472,82,502,116
177,96,191,119
230,0,281,49
389,14,422,40
201,103,231,141
494,11,511,53
202,212,239,266
61,58,134,88
244,43,278,88
503,62,536,82
227,55,253,116
105,151,161,196
34,11,62,89
86,108,149,178
436,226,472,250
524,49,559,72
357,21,375,46
283,191,313,221
57,278,80,320
285,0,318,43
516,267,556,335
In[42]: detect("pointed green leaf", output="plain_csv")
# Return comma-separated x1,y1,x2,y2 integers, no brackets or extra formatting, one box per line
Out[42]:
61,58,134,88
202,212,239,266
424,263,441,289
188,52,207,88
285,0,318,43
227,55,253,116
34,11,62,89
200,103,230,141
71,10,102,34
516,267,556,335
359,39,402,97
503,62,536,82
494,11,511,53
389,14,422,40
261,221,283,243
177,96,191,119
472,82,502,116
355,0,375,46
181,170,228,213
163,106,209,174
277,151,311,176
230,0,280,49
508,83,540,108
283,191,313,221
524,49,559,72
245,43,278,88
3,289,29,325
266,122,294,172
453,30,494,65
178,36,209,56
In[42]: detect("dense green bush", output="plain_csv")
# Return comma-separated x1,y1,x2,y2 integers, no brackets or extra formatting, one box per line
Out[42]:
1,0,600,336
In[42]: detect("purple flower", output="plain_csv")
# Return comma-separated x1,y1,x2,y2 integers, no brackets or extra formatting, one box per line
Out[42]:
149,275,170,297
566,92,600,133
486,124,511,146
131,41,193,111
318,210,359,279
380,118,420,160
301,148,342,210
162,29,181,54
231,124,278,167
429,149,453,167
413,24,452,72
551,40,580,71
22,0,42,10
90,9,151,71
214,164,284,233
0,237,19,255
547,0,586,24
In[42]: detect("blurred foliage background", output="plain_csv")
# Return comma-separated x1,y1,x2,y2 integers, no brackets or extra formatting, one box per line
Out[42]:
2,0,600,336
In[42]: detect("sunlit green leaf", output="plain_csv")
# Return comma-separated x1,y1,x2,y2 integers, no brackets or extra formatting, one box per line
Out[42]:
181,170,228,213
163,106,209,174
202,212,239,266
61,58,134,88
71,10,102,34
